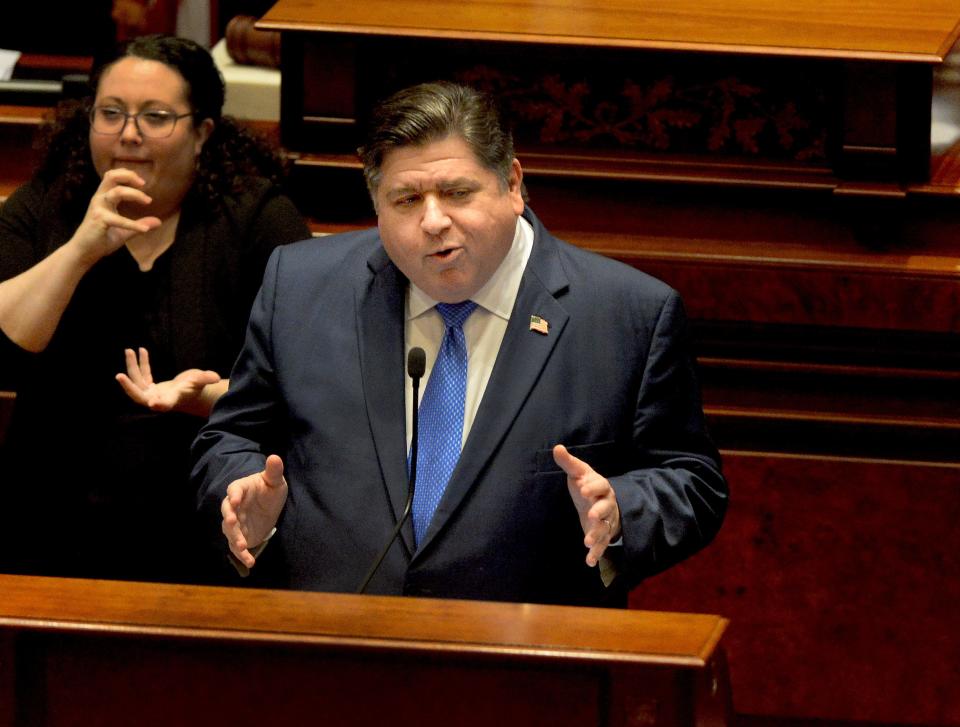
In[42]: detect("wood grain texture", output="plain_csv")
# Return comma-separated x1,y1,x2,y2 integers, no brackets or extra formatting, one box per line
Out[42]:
30,638,605,727
0,575,726,666
0,107,45,204
260,0,960,61
630,451,960,724
0,576,731,727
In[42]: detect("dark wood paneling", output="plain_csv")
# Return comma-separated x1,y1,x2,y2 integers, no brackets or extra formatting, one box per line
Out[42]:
630,452,960,725
0,106,45,203
34,635,604,727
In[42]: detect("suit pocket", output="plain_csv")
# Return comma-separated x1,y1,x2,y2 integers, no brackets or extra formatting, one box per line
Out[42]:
534,440,619,478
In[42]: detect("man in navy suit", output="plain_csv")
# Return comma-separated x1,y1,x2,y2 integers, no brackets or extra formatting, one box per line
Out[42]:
192,81,727,606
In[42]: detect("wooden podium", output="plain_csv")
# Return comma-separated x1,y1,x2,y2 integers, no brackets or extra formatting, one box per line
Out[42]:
0,574,731,727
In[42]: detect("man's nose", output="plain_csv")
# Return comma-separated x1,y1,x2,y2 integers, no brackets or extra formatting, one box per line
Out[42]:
420,196,451,236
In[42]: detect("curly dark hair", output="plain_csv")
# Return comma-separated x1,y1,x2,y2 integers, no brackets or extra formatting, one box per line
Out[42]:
35,34,288,216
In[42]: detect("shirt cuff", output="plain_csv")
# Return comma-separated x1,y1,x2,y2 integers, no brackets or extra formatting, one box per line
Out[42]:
227,527,277,578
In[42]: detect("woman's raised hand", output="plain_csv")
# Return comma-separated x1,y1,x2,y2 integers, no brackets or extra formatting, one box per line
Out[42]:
72,168,162,264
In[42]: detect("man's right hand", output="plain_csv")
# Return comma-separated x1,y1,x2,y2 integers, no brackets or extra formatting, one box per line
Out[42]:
220,454,288,569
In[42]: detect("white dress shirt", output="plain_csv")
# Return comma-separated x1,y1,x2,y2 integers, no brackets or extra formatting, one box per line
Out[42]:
404,215,534,450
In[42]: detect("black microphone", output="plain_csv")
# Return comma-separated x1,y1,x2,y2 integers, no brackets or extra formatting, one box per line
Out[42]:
357,347,426,593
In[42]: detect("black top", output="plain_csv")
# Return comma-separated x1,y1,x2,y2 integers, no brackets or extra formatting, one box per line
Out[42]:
0,175,311,582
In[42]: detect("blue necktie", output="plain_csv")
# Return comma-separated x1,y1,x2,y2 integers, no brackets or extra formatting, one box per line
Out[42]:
412,301,477,546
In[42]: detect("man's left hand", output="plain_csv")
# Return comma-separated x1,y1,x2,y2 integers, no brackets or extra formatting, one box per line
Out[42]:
553,444,621,567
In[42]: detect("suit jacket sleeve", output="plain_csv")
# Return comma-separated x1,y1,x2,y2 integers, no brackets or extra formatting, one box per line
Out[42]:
192,244,286,519
607,287,727,589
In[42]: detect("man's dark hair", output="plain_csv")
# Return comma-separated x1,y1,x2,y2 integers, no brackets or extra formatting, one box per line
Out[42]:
357,81,516,201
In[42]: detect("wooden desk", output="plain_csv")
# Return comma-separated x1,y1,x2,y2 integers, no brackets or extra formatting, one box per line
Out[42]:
260,0,960,58
0,574,730,727
261,0,960,187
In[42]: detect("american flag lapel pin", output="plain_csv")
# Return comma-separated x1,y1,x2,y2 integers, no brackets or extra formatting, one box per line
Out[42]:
529,315,549,335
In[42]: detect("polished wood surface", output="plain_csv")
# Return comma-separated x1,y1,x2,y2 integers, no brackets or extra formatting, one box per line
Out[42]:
14,54,92,75
266,0,960,194
0,105,47,126
0,575,726,663
0,575,731,727
0,105,46,204
260,0,960,60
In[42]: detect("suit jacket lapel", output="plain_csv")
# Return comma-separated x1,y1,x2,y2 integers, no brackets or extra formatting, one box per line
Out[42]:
416,212,570,552
357,245,416,552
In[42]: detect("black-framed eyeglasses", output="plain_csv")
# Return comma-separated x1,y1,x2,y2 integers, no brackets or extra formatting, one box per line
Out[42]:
89,105,193,139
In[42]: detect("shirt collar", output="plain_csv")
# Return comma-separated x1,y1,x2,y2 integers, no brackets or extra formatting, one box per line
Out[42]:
407,215,534,321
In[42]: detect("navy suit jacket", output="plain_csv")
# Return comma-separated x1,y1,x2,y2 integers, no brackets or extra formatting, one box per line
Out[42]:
193,209,727,606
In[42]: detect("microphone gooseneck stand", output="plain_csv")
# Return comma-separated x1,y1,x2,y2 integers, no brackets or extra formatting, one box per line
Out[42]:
357,347,426,594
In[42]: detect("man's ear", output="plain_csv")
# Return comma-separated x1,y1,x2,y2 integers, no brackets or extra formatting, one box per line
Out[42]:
508,158,524,215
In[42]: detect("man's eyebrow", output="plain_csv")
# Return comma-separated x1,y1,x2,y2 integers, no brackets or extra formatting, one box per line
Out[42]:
384,185,420,199
383,177,481,199
438,178,481,189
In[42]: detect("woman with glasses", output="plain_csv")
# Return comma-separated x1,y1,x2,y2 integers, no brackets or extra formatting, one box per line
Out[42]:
0,35,310,583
